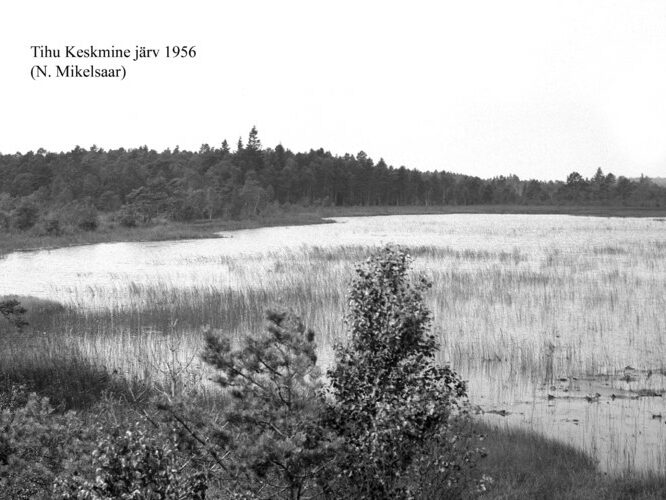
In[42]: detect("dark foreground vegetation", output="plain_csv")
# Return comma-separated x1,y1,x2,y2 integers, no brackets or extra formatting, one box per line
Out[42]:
2,247,484,499
2,247,666,498
2,127,666,256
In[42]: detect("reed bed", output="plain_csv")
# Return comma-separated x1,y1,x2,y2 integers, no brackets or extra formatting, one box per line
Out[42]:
2,214,665,471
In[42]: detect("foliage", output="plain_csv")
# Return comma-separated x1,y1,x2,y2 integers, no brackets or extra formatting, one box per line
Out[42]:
0,384,206,500
125,179,177,223
326,245,483,498
0,298,28,329
40,213,64,236
0,383,30,411
11,200,39,230
239,175,270,217
0,211,9,231
201,310,339,499
0,391,93,500
65,201,99,231
1,130,665,232
117,204,139,227
54,419,207,500
98,191,121,212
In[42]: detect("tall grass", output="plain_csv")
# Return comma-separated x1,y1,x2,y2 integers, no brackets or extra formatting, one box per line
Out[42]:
2,214,665,472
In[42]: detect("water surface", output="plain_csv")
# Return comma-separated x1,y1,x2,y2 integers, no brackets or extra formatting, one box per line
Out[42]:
2,214,665,472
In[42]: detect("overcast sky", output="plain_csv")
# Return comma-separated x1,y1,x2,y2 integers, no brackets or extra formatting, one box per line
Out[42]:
2,1,665,181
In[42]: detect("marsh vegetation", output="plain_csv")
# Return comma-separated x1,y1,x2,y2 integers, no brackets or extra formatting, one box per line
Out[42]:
1,213,666,497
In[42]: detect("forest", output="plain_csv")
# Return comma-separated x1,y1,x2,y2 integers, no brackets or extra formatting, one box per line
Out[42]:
1,127,665,233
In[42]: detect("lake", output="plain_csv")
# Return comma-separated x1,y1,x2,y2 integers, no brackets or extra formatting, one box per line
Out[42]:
1,213,665,473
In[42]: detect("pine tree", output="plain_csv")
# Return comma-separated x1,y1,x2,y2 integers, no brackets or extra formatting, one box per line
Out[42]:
246,126,262,152
201,311,339,499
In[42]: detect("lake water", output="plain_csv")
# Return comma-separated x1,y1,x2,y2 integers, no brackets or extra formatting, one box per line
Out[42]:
1,213,666,472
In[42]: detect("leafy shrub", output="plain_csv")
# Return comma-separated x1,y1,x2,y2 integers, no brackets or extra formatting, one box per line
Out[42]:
40,214,63,236
0,298,28,329
0,392,92,500
0,211,9,231
0,387,206,499
54,419,207,499
97,191,121,212
0,383,30,411
326,245,484,498
66,202,98,231
11,201,39,231
117,204,139,227
201,310,339,499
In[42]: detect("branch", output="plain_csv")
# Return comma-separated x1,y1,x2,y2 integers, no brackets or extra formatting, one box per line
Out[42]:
168,409,231,472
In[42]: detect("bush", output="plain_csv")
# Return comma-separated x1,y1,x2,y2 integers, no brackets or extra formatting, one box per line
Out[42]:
0,383,30,411
67,202,98,231
0,211,9,232
0,299,28,329
0,392,92,500
97,191,121,212
117,204,139,228
54,419,207,499
326,245,484,498
41,214,63,236
201,311,339,499
11,201,39,231
0,388,206,499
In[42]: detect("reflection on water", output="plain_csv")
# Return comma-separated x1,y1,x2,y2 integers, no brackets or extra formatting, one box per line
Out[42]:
1,213,666,473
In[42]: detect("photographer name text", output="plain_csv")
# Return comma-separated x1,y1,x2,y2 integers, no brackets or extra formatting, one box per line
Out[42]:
29,44,197,81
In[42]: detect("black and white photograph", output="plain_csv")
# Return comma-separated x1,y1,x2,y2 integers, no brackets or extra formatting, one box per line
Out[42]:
1,1,666,498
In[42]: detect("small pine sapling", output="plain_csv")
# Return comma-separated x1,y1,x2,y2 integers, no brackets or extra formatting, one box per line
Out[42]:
201,310,339,500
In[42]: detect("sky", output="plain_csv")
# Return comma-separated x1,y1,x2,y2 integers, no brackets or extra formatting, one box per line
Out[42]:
1,1,665,181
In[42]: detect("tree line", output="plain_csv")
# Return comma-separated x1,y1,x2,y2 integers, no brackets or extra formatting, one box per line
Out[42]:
1,126,665,231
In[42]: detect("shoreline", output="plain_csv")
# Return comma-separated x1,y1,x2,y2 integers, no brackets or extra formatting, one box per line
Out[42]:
0,212,331,257
2,204,664,257
318,204,666,218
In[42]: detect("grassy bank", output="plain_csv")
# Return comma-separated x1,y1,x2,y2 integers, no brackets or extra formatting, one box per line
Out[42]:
0,211,329,257
2,204,665,258
318,204,666,218
479,423,666,499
